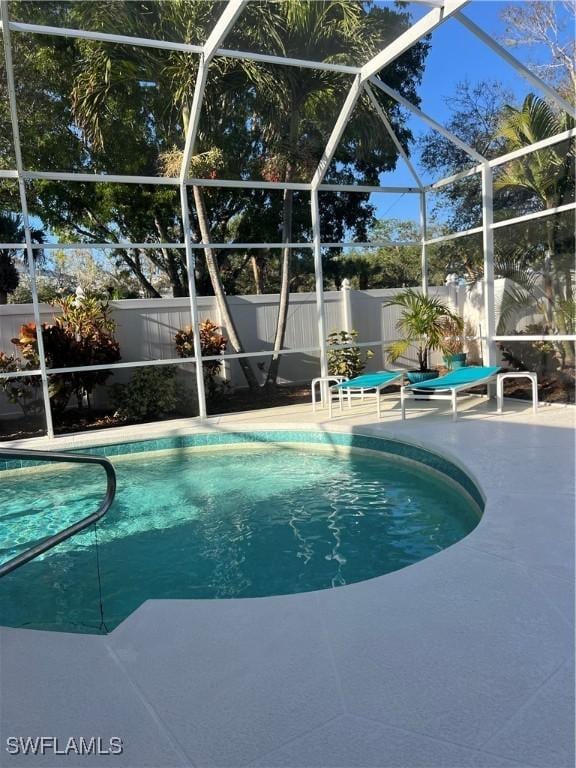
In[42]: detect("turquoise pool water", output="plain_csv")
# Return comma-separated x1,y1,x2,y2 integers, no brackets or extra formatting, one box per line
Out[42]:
0,439,481,633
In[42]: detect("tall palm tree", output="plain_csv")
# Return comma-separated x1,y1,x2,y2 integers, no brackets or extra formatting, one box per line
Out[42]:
495,94,575,328
235,0,417,385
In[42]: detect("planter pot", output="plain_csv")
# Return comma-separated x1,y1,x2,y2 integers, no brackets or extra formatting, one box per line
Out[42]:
406,370,440,385
444,353,467,370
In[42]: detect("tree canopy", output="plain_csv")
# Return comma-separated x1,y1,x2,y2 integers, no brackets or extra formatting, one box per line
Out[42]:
0,0,429,303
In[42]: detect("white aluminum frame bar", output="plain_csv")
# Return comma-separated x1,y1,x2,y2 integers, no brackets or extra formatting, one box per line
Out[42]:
426,165,481,191
494,335,576,343
312,1,467,188
420,191,428,293
455,12,576,118
321,241,420,248
32,242,187,250
180,0,247,181
409,0,445,7
311,74,363,188
5,20,361,75
427,128,576,190
491,202,575,230
359,0,470,82
490,128,576,168
1,0,54,437
481,164,497,367
179,185,207,420
319,183,419,193
425,226,483,245
310,188,329,378
0,368,42,380
369,77,486,163
216,46,359,74
5,20,203,53
364,83,423,189
176,1,247,420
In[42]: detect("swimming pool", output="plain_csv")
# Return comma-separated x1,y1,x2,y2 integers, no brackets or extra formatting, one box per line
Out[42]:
0,431,483,633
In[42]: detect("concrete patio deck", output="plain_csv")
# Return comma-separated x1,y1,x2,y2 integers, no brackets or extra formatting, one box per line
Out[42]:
0,394,574,767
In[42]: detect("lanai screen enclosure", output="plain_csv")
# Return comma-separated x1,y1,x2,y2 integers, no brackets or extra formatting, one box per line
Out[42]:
0,0,574,437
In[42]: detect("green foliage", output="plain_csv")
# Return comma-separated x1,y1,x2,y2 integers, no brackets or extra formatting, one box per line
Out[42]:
327,330,374,379
0,211,45,302
419,80,510,234
332,220,449,289
111,366,184,421
498,324,562,378
384,289,463,372
0,253,19,303
0,352,43,417
174,320,228,398
6,294,121,414
439,315,466,356
8,277,63,305
495,95,575,209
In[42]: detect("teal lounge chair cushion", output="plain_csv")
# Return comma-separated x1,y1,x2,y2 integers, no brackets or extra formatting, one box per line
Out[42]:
335,371,403,390
406,366,500,390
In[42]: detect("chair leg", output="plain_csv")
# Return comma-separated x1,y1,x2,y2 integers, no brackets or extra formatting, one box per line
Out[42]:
401,387,406,420
496,377,503,414
451,389,458,421
377,387,381,419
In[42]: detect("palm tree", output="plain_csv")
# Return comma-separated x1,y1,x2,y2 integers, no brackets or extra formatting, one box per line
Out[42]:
494,94,575,362
495,95,574,325
384,289,463,372
236,0,418,385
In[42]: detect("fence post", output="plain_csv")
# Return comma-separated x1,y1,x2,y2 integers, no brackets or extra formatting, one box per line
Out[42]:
341,278,353,333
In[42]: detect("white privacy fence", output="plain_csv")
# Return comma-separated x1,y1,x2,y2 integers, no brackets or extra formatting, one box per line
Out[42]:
0,277,554,420
0,284,472,418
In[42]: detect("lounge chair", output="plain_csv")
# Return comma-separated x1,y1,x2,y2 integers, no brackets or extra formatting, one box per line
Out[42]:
401,366,501,421
329,370,404,419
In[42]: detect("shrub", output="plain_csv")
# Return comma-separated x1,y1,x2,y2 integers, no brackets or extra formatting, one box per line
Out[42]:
439,315,466,355
111,366,182,421
498,324,562,378
174,320,228,398
327,330,374,379
5,293,121,414
0,351,43,417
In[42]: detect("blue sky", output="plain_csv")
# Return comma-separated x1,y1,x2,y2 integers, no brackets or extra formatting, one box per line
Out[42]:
369,0,571,223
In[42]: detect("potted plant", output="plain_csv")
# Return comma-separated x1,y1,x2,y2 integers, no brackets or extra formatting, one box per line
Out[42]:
384,289,464,384
440,315,467,369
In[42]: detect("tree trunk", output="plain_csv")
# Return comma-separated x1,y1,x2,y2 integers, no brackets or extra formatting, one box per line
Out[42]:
122,250,161,298
250,255,264,294
191,185,259,390
265,181,293,387
266,103,301,387
0,291,7,305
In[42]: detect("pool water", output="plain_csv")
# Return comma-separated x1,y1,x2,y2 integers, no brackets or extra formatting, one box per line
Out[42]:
0,444,480,633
